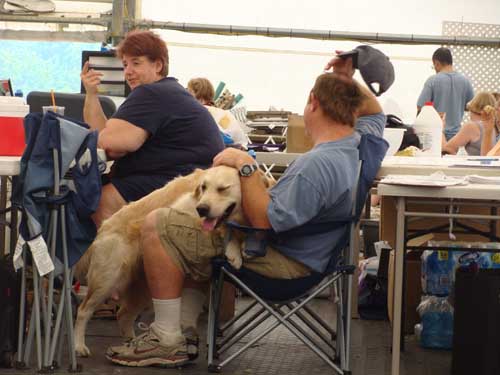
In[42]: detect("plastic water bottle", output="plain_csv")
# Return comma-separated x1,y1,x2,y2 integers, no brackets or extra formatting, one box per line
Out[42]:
413,102,442,156
417,296,454,350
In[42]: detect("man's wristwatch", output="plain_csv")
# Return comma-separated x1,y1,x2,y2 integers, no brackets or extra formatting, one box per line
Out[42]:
239,163,258,177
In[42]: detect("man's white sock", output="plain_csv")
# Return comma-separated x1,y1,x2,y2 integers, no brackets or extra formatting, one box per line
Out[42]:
150,297,182,345
180,288,206,332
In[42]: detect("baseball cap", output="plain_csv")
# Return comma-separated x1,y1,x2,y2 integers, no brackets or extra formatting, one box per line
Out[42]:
338,45,395,96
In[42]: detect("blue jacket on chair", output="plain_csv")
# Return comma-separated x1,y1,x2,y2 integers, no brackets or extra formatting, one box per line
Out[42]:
12,111,102,267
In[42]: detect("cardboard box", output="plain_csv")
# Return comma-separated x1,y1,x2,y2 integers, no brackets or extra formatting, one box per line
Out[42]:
286,114,313,153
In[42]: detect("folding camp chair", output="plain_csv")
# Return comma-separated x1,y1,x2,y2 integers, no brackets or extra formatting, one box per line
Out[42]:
11,111,102,372
206,133,388,374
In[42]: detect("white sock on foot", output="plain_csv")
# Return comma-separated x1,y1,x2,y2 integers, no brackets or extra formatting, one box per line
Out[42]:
180,288,205,332
150,297,182,345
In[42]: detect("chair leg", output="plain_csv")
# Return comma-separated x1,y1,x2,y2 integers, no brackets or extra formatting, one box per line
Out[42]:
303,303,337,339
49,280,67,366
218,310,271,354
219,300,258,333
60,206,80,372
286,303,334,350
15,247,27,369
336,277,346,370
343,272,353,373
207,271,225,372
43,208,58,369
32,265,43,370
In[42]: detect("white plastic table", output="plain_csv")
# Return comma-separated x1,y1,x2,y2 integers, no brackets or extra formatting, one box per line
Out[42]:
378,182,500,375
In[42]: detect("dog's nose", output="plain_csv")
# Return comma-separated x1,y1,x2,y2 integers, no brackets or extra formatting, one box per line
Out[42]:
196,204,210,218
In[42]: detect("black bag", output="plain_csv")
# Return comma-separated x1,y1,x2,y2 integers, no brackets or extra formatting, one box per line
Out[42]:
358,273,388,320
385,114,421,151
452,268,500,375
0,253,21,368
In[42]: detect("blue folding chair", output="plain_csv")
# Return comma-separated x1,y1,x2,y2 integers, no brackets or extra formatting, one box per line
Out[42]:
206,134,388,374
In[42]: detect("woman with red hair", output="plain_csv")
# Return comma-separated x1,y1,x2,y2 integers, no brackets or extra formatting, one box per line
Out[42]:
80,30,224,227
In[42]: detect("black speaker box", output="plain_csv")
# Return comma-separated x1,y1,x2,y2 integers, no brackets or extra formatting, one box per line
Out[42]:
451,268,500,375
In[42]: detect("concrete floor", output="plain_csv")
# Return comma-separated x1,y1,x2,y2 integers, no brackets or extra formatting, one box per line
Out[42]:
1,298,452,375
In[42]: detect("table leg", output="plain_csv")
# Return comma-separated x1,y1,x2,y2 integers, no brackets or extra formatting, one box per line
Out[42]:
0,176,7,253
391,197,405,375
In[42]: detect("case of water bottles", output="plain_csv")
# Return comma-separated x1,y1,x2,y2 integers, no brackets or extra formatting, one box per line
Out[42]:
416,241,500,349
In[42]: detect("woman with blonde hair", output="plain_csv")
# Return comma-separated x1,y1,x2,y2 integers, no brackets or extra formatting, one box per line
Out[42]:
481,92,500,155
442,91,498,155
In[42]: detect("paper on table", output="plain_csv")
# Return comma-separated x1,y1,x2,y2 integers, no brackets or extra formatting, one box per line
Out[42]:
466,175,500,185
380,171,468,187
449,159,500,168
383,156,451,166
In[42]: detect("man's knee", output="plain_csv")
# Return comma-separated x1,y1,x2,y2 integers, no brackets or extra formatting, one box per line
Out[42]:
141,209,162,242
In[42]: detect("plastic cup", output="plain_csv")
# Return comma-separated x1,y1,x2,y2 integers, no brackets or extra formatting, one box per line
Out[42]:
42,106,65,115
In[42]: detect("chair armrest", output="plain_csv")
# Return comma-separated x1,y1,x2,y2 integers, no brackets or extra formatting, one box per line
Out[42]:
226,221,272,233
225,221,273,257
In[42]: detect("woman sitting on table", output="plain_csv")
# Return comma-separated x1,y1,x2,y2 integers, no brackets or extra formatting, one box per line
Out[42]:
187,77,248,147
441,91,498,156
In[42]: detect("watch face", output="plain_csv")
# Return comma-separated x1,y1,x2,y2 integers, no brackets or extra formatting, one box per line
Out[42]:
240,164,256,176
241,165,252,175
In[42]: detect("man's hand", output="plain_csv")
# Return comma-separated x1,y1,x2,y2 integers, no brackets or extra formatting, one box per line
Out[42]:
81,61,103,96
324,50,355,78
213,148,254,170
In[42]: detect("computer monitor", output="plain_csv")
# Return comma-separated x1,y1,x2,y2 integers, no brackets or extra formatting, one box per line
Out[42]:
26,91,116,121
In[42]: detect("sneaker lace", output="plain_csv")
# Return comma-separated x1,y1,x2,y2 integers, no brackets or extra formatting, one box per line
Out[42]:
127,323,155,346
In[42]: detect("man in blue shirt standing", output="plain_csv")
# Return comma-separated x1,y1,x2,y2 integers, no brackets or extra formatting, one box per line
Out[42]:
417,47,474,140
104,54,385,368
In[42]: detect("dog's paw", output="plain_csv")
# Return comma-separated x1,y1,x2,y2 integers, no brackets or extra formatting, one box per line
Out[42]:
225,239,243,269
75,344,91,357
227,253,243,269
242,250,254,259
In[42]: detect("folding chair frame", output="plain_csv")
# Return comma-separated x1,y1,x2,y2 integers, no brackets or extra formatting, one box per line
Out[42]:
207,242,356,375
15,140,81,372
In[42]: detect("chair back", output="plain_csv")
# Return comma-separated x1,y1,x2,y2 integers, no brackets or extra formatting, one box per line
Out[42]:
27,91,116,121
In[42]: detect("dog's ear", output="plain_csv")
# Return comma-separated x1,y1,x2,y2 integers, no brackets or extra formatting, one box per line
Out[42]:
194,183,202,200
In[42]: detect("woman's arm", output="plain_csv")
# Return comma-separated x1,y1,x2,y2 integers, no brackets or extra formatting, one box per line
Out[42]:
443,122,480,155
480,108,497,155
98,119,149,159
81,61,107,131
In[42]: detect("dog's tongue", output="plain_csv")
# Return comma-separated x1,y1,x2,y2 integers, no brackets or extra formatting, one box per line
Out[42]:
202,218,218,232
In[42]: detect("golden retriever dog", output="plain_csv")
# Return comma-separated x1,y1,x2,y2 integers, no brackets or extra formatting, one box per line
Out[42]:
74,166,249,357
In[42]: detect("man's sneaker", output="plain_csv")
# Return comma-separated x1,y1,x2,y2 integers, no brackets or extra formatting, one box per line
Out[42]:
105,326,189,368
183,327,199,361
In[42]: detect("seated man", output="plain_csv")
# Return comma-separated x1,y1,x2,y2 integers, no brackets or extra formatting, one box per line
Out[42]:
105,54,386,368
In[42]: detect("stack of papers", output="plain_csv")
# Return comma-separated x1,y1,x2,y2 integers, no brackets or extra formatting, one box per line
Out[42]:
381,172,468,187
466,175,500,185
449,158,500,168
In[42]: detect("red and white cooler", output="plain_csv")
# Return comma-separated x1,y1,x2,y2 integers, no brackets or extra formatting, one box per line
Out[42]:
0,97,29,156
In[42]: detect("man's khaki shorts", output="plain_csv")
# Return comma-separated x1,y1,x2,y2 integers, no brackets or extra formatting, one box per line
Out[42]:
155,207,311,282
